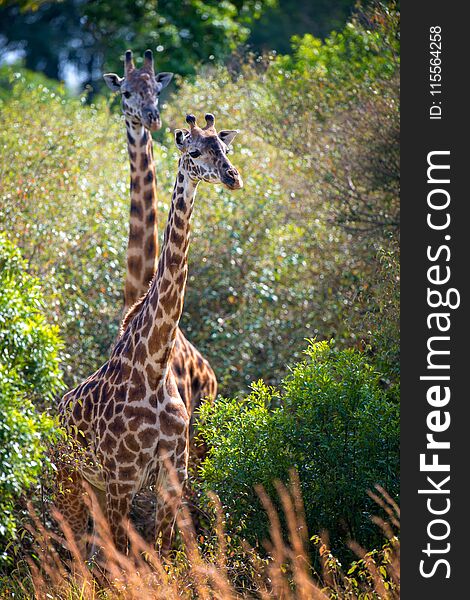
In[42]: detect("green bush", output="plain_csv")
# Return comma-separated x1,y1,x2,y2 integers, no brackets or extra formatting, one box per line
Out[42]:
275,1,399,93
0,234,63,559
353,242,400,387
199,340,399,561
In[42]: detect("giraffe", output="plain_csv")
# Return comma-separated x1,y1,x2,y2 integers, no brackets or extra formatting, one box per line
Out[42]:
55,113,242,556
104,51,218,437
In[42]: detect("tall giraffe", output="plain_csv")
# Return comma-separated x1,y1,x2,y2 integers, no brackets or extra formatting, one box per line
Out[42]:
104,51,217,435
56,113,242,555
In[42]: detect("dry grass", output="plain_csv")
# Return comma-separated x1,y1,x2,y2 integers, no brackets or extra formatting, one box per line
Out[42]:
8,474,399,600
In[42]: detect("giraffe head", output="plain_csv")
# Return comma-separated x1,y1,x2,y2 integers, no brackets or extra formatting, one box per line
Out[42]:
103,49,173,131
174,114,243,190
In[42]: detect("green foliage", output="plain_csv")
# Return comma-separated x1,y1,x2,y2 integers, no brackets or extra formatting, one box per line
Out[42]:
248,0,357,54
275,2,399,86
0,0,275,87
0,234,62,556
0,0,365,88
312,533,400,598
259,1,400,231
91,0,276,79
0,235,63,402
157,4,399,394
199,341,399,561
354,242,400,386
0,68,129,387
0,62,63,101
0,2,400,397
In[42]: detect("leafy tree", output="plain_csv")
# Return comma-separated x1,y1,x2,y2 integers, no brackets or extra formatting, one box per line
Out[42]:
247,1,401,376
0,1,84,82
198,340,399,562
0,0,275,88
88,0,276,78
0,234,63,558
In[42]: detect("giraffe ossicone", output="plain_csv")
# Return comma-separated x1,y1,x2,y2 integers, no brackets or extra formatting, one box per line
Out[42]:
55,113,243,557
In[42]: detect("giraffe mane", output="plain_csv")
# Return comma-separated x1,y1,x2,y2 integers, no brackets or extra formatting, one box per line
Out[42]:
119,293,147,336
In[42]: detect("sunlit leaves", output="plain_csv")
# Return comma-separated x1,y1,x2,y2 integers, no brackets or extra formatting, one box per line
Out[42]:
198,340,399,564
0,234,62,554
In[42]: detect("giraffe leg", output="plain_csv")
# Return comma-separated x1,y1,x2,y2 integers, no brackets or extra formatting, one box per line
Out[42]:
105,484,134,555
155,441,188,556
88,486,107,560
54,467,89,558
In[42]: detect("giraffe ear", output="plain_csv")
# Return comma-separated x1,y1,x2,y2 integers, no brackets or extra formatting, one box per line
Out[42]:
155,72,174,89
218,129,239,146
103,73,124,92
175,128,190,151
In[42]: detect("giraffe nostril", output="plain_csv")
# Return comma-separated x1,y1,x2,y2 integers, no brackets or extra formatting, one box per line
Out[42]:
143,108,161,131
144,108,159,122
223,167,242,189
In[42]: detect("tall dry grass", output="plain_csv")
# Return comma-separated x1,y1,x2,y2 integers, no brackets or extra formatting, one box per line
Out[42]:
13,474,399,599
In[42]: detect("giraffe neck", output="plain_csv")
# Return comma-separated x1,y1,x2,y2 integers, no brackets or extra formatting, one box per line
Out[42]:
122,158,198,378
124,118,159,312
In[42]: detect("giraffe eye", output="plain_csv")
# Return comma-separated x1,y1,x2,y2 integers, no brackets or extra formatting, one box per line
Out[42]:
189,150,201,158
123,91,131,99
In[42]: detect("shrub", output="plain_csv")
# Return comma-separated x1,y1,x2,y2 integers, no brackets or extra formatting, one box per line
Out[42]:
353,242,400,387
256,3,400,235
199,340,399,561
0,234,63,559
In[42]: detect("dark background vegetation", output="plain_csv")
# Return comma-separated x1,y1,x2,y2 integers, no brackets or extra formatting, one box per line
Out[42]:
0,0,400,590
1,0,357,84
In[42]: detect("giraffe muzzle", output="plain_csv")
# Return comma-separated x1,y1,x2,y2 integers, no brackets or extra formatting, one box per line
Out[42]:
143,108,162,131
222,168,243,190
